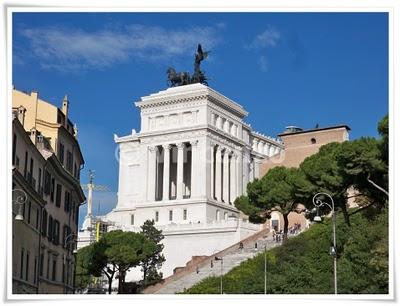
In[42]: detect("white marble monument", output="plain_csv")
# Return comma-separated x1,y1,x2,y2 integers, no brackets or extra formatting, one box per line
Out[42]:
103,83,283,281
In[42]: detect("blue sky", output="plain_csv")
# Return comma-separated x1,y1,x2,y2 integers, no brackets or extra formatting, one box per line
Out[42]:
12,12,388,228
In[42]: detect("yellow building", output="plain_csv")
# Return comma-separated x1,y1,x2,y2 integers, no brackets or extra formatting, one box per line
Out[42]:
12,88,86,294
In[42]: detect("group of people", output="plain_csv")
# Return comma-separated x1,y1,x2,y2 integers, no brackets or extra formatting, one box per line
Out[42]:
288,223,302,235
271,223,302,242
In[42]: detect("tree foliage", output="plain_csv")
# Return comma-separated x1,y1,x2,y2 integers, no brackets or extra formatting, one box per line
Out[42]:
83,230,158,294
139,220,166,289
247,167,310,239
336,137,388,201
298,142,353,225
75,245,93,291
101,230,157,293
184,208,388,294
377,114,388,164
234,195,265,223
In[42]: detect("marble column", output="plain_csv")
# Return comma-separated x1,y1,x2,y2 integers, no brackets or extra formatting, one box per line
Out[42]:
147,146,156,202
269,145,274,156
162,144,171,201
223,149,229,203
215,146,222,201
190,140,198,198
252,139,258,151
176,143,185,200
230,153,236,204
265,143,271,156
258,141,264,153
210,142,215,200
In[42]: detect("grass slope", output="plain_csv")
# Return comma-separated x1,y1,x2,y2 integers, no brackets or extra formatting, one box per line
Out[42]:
184,208,388,294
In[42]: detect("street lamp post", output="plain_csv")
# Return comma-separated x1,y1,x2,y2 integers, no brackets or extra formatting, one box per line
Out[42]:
12,189,27,221
214,256,223,294
312,192,337,294
64,233,77,294
264,245,267,294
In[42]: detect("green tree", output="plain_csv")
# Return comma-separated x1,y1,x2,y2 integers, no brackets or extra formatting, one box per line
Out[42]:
74,245,92,292
139,220,165,288
88,238,116,294
234,195,265,223
299,142,352,226
377,114,388,164
247,166,310,240
101,230,157,293
336,137,388,203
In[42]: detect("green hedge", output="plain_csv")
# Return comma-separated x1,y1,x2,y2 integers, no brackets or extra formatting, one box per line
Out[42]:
184,208,388,294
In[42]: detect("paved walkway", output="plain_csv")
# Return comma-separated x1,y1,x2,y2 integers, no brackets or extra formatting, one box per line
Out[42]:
153,233,282,294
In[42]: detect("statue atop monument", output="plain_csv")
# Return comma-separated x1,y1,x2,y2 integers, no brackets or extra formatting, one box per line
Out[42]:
167,44,209,87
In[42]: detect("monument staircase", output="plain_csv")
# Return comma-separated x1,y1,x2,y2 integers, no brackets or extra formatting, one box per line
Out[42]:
142,227,283,294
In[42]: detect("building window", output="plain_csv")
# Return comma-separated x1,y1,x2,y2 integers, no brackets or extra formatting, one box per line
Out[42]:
34,257,38,284
58,142,64,165
38,168,42,193
12,133,17,165
55,184,62,207
52,259,57,281
183,209,187,220
311,138,316,144
29,158,34,184
64,191,70,212
36,208,40,230
44,171,51,195
130,214,134,225
48,215,53,242
53,220,60,245
25,252,30,281
46,253,50,279
27,201,31,224
50,178,55,202
169,210,173,221
66,151,73,172
22,199,26,220
71,201,76,221
20,248,24,279
155,211,159,222
39,253,44,277
24,151,28,178
42,210,48,237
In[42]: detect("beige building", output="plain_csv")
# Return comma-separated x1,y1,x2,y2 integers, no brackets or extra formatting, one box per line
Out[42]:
259,125,350,232
12,89,85,294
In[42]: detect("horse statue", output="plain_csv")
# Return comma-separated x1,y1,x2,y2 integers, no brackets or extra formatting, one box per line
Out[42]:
167,67,191,87
166,44,210,87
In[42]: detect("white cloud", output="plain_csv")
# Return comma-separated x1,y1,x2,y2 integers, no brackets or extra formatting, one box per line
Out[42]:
18,24,221,72
258,55,268,72
247,26,281,72
249,27,281,49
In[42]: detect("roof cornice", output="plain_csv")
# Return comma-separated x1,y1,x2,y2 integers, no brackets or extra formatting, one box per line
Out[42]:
135,84,248,118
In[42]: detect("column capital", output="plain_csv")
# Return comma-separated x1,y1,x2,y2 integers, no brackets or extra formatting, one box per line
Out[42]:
190,140,198,147
176,142,185,149
148,145,156,152
216,145,223,152
162,144,171,150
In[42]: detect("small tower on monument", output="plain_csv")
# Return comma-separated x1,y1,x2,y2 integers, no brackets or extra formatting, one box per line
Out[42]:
81,170,110,230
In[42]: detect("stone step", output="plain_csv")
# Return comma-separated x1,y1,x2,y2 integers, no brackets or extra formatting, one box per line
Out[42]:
154,237,282,294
